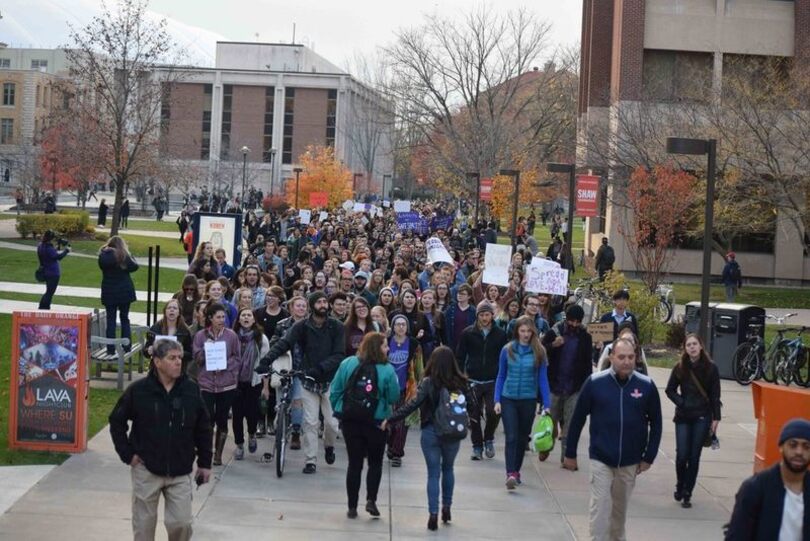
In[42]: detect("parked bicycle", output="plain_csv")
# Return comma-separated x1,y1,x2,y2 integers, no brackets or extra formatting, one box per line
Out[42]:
774,326,809,387
266,368,310,478
654,283,674,323
731,313,797,385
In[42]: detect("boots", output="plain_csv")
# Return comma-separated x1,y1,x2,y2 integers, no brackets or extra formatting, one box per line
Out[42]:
213,429,228,466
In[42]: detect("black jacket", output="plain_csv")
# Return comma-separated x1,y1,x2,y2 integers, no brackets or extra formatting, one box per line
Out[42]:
388,377,463,429
543,321,594,397
665,360,722,423
725,463,810,541
457,324,508,382
258,316,345,384
98,249,138,306
108,371,212,476
598,311,639,343
143,322,193,370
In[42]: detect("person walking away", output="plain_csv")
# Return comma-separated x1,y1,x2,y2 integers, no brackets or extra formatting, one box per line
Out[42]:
563,338,663,541
36,230,70,309
494,315,551,489
457,301,508,461
176,211,189,243
192,302,242,466
231,308,269,460
382,346,468,531
722,252,742,302
542,304,593,463
725,418,809,541
99,236,139,355
120,198,130,229
109,339,212,541
594,237,615,281
98,198,108,227
330,332,401,519
665,333,721,508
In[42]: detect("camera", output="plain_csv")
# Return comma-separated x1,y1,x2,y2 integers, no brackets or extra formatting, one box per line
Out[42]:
56,237,71,249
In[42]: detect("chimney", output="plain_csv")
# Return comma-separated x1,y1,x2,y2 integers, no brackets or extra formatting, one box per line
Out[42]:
543,61,556,73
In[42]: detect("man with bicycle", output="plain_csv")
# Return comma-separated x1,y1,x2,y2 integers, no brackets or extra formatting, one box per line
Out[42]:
258,291,346,474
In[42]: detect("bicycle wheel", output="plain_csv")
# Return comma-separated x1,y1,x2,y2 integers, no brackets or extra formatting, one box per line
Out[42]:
793,346,810,387
655,299,673,323
275,402,288,478
732,342,760,385
775,348,793,386
763,342,788,383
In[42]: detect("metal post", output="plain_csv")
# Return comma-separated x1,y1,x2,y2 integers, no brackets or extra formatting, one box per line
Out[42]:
146,247,153,327
566,168,576,271
512,172,520,250
240,152,247,209
269,150,276,197
699,140,717,344
294,168,303,209
154,245,160,324
383,174,391,202
467,172,481,226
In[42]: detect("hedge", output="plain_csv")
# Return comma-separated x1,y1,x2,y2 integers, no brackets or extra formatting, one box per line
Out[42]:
57,209,90,231
16,213,86,239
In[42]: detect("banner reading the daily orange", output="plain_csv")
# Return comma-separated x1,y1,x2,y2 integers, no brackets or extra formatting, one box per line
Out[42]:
9,311,89,453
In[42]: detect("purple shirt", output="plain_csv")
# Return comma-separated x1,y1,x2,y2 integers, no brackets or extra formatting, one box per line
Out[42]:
388,337,410,390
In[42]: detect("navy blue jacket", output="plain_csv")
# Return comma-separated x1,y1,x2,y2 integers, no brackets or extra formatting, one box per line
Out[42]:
443,303,476,353
37,242,68,278
598,310,639,344
99,249,139,306
565,369,662,467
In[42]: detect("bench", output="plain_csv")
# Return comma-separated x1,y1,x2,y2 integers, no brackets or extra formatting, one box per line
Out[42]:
88,308,148,391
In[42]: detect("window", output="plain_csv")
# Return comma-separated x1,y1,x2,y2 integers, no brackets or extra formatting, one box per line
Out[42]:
642,50,712,102
2,160,10,182
31,59,48,70
0,59,10,69
326,89,337,147
263,86,275,162
282,87,295,164
2,83,14,106
200,84,213,160
1,118,13,144
220,85,233,160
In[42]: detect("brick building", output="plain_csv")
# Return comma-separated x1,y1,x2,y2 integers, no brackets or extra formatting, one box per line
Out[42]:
577,0,810,285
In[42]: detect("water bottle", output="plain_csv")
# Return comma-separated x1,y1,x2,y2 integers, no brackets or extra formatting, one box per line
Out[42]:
711,434,720,450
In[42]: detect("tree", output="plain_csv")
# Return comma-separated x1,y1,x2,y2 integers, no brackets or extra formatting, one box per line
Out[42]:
63,0,181,235
489,167,556,231
618,165,695,292
284,145,352,208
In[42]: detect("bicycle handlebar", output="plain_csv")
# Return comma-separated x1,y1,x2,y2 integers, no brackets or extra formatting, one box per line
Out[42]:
766,313,798,324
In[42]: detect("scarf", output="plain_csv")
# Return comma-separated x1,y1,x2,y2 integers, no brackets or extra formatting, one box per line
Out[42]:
237,327,259,383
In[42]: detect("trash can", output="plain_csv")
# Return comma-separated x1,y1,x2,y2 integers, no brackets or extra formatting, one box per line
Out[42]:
684,301,719,354
751,382,810,472
711,304,766,379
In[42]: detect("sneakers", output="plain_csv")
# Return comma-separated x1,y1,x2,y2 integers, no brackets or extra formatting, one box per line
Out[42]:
234,444,244,461
325,446,336,465
516,471,522,485
347,508,358,519
390,456,402,467
303,463,317,474
365,500,380,517
506,473,518,490
674,488,683,502
290,433,301,450
471,447,483,461
256,421,266,439
484,440,495,459
248,436,257,454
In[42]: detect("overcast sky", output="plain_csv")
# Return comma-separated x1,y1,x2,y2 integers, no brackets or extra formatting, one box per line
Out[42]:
3,0,582,69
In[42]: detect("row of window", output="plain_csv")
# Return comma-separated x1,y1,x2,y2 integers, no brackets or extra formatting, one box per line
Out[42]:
1,118,14,144
220,85,233,160
0,59,48,70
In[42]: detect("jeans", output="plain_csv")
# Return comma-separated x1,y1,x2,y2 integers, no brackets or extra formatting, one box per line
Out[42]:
500,397,536,474
420,424,460,514
342,420,386,509
202,390,237,433
105,302,132,354
468,381,500,448
675,416,711,497
232,381,261,445
725,285,737,302
39,275,59,309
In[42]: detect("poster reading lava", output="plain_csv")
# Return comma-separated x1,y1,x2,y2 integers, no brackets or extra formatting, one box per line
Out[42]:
9,311,89,453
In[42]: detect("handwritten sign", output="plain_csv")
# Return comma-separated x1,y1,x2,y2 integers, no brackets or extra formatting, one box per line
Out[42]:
483,243,512,287
393,200,411,213
426,237,453,264
319,211,328,222
587,322,614,343
298,209,311,225
204,341,227,371
154,335,178,342
525,258,569,296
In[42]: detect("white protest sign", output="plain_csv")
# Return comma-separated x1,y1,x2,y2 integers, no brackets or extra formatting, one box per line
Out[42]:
525,258,569,296
298,209,311,225
154,335,177,342
204,341,227,371
426,237,453,264
342,200,354,211
319,211,328,222
353,202,366,213
483,243,512,287
393,200,411,213
382,200,391,208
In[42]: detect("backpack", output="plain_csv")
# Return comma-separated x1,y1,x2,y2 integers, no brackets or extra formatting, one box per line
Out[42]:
602,246,615,267
341,361,379,424
432,385,469,441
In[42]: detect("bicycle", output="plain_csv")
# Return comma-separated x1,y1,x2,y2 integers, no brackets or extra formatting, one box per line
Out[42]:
731,313,796,385
654,283,674,323
774,326,809,387
267,368,309,478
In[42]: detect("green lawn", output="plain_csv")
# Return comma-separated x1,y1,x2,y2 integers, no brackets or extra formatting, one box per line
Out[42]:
117,219,183,234
0,248,186,293
0,291,150,313
671,283,810,310
0,213,18,220
0,313,122,465
7,233,188,258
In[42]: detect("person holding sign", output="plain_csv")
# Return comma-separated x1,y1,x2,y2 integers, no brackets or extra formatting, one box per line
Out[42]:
144,299,193,374
192,303,242,466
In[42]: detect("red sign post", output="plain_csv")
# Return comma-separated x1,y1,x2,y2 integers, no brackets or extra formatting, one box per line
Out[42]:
309,192,329,208
575,175,600,217
480,178,493,202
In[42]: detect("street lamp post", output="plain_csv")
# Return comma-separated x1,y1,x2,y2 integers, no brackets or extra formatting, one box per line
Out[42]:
667,137,717,344
353,173,363,197
546,162,577,271
240,146,250,209
269,148,277,197
466,172,481,226
499,169,521,250
382,174,391,202
293,167,303,209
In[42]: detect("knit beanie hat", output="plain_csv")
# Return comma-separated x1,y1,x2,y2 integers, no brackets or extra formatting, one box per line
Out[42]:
308,290,328,311
391,314,410,333
779,418,810,445
476,300,495,316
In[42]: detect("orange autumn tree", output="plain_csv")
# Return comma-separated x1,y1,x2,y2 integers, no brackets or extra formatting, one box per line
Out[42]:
490,168,551,231
618,165,696,292
285,145,353,208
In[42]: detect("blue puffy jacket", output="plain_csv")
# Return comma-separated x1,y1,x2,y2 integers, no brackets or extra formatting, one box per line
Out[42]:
565,369,662,468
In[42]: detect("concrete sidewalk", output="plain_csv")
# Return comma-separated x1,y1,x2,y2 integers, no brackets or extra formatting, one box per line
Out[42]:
0,281,175,303
0,367,760,540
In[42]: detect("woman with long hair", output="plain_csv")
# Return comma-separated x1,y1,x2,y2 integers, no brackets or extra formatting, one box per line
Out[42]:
598,322,649,374
204,280,238,328
371,306,390,337
144,298,192,373
36,229,70,309
495,298,521,333
418,288,444,360
231,308,270,460
665,333,721,508
330,333,401,519
192,302,242,466
435,283,451,312
98,235,139,355
188,241,217,280
173,274,201,326
383,346,468,530
377,287,397,314
344,297,377,356
494,315,551,490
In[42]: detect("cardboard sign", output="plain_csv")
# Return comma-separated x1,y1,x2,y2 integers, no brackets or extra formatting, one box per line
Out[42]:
525,258,569,296
309,192,328,208
9,311,90,453
588,322,615,343
426,237,453,264
298,209,311,225
393,200,411,213
483,243,512,287
576,175,600,217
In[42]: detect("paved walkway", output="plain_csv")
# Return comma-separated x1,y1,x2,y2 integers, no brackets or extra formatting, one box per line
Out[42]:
0,367,764,540
0,281,174,302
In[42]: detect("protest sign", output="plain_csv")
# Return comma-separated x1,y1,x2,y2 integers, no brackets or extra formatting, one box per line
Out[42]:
309,192,328,208
393,200,411,213
426,237,453,264
382,200,390,208
204,342,227,371
298,209,311,225
396,212,423,232
342,200,354,211
483,244,512,287
587,322,614,343
525,258,569,296
430,215,454,232
319,211,328,222
353,202,367,213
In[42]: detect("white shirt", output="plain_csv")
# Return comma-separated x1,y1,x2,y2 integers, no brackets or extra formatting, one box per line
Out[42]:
779,487,804,541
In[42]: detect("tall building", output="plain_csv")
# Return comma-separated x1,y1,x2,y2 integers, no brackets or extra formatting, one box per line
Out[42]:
577,0,809,285
157,41,393,199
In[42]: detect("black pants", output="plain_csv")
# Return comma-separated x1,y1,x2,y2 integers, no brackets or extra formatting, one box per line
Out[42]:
39,275,59,309
675,417,711,497
232,381,261,445
342,420,386,509
202,389,237,433
468,381,500,448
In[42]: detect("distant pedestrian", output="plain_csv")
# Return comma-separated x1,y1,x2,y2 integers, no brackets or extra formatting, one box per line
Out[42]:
120,198,130,229
109,339,212,541
36,229,70,309
594,237,615,281
722,252,742,302
14,188,23,215
97,198,108,226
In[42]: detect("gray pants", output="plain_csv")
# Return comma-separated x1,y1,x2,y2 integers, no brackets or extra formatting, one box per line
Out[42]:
551,392,579,462
725,285,737,302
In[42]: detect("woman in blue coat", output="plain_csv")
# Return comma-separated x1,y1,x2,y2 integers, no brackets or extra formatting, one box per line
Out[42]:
37,229,70,309
98,236,139,355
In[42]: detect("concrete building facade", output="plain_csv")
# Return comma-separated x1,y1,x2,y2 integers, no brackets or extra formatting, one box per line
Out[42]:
577,0,810,285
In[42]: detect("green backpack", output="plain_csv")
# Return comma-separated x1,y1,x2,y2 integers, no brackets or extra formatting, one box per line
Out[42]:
531,413,555,453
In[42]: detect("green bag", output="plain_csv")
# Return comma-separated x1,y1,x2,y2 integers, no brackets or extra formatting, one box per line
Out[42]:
531,413,555,453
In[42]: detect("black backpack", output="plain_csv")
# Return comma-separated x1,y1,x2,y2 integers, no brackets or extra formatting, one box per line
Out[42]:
341,362,379,423
432,385,469,441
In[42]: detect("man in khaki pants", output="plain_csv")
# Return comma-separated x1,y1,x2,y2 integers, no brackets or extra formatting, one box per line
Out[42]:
562,339,663,541
110,339,213,540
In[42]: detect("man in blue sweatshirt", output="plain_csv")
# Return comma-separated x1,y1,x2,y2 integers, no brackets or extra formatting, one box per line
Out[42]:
563,338,662,541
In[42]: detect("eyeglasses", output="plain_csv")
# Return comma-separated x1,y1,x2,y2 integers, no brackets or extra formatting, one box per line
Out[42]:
527,303,540,308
